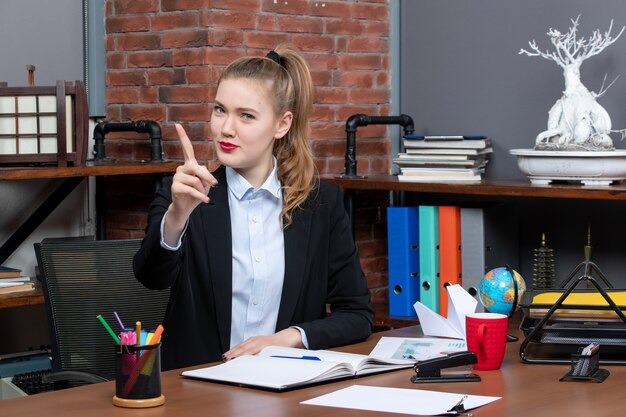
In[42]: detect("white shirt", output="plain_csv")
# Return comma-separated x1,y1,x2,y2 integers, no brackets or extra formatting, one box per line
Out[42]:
160,161,308,348
225,164,285,348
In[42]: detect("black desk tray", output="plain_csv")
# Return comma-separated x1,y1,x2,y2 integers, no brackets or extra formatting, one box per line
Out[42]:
519,277,626,365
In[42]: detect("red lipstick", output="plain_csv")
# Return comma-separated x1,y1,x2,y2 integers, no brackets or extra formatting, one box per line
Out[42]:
219,141,238,152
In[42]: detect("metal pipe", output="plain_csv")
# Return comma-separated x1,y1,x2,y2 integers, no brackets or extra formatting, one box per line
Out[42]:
343,114,415,178
93,120,163,162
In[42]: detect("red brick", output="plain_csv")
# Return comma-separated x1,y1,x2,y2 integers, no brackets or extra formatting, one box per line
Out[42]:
348,37,388,53
338,54,383,70
348,88,389,104
257,15,276,31
204,48,244,65
106,106,122,120
107,70,147,86
106,15,150,33
262,0,308,15
336,71,375,88
337,105,381,122
325,19,367,35
146,68,186,85
127,51,173,68
159,86,213,103
107,87,139,103
161,0,208,11
140,87,159,103
311,70,333,87
292,35,335,52
162,30,209,49
277,16,324,33
309,122,344,139
375,71,387,87
151,13,200,31
311,139,345,157
211,0,260,11
315,87,349,104
185,67,221,84
106,34,116,51
208,29,244,47
117,33,161,51
366,21,389,36
168,104,211,122
303,53,338,70
311,105,334,123
121,105,167,121
307,1,350,17
244,32,291,49
352,3,388,20
359,138,390,154
202,10,256,29
173,49,206,66
107,53,126,69
114,0,158,14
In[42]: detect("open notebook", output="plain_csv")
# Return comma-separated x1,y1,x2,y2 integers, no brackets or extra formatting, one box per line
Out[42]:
181,346,413,391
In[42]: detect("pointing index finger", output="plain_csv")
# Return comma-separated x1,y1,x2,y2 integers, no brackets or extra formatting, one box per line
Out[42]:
175,123,196,163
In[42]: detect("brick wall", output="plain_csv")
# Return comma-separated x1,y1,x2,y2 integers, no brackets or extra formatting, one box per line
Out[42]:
103,0,392,303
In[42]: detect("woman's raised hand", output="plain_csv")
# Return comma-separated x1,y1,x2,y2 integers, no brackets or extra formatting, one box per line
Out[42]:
164,124,218,243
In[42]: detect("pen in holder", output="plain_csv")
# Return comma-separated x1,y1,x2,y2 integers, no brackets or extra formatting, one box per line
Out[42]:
560,344,609,383
112,343,165,408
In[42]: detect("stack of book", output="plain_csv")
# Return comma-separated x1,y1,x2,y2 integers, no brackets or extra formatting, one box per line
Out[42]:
0,266,35,295
394,135,492,182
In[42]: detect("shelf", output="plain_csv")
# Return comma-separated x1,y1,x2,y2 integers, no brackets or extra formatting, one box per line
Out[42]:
0,283,44,309
0,160,179,181
322,175,626,201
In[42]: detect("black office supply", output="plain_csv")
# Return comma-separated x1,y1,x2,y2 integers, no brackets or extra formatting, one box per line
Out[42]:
411,351,481,383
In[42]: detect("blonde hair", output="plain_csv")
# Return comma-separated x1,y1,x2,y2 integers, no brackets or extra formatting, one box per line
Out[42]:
218,44,316,227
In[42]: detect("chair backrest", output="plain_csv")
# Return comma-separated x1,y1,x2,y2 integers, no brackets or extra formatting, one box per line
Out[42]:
34,237,170,378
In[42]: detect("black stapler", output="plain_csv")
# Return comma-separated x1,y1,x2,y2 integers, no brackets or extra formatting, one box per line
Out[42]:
411,351,481,383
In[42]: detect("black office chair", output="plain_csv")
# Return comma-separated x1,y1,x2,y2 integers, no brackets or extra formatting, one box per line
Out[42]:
34,237,170,387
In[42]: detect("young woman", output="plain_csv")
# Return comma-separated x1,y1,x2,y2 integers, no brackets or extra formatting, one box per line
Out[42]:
134,44,373,370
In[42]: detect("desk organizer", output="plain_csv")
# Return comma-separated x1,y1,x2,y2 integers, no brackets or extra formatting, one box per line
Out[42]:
560,349,610,382
519,265,626,365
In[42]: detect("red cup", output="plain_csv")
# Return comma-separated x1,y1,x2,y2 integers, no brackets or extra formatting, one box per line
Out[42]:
465,312,508,370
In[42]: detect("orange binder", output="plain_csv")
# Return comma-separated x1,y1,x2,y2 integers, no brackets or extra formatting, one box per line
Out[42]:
438,206,462,317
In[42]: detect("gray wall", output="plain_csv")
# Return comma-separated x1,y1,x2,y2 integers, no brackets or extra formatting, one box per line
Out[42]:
0,0,83,86
400,1,626,179
399,1,626,287
0,0,87,356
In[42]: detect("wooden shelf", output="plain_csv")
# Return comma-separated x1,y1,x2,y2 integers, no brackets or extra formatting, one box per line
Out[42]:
323,175,626,201
0,283,44,309
0,160,179,181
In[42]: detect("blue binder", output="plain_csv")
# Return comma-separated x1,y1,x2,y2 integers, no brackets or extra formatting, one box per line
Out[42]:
386,207,420,316
418,205,440,313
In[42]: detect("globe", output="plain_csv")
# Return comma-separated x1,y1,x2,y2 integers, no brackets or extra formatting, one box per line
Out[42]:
479,267,527,315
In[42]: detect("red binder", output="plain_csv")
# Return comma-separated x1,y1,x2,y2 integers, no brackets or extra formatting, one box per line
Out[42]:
438,206,462,317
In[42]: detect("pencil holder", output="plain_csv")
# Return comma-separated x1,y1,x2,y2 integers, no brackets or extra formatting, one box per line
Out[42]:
560,348,609,383
112,343,165,408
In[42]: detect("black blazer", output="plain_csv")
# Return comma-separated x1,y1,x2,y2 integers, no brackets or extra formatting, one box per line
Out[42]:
134,166,373,370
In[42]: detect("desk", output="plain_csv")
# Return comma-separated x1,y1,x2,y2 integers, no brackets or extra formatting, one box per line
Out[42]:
2,324,625,417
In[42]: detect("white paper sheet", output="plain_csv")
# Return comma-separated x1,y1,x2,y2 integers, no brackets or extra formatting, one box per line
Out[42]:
301,385,500,416
413,284,477,339
369,337,467,361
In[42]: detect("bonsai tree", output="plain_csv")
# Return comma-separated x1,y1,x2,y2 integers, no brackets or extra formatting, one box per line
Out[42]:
520,16,624,151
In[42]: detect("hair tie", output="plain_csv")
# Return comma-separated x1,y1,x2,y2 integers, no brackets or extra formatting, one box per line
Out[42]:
266,50,282,66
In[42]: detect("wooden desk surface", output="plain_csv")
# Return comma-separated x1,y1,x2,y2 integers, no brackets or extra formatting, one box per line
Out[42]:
2,325,625,417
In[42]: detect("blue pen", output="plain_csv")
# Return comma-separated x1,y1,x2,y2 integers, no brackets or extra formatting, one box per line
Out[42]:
270,355,321,361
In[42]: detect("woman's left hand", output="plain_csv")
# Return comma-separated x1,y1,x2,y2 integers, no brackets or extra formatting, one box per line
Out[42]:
222,328,304,361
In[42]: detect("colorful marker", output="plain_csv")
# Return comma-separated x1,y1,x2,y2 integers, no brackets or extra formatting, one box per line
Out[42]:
96,314,121,344
113,311,125,330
